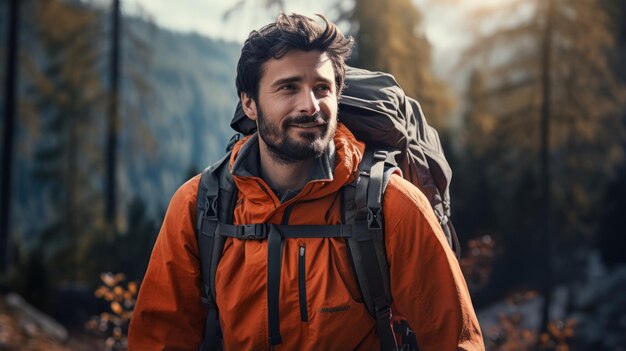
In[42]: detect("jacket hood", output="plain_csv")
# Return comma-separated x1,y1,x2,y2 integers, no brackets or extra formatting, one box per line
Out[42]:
229,123,365,206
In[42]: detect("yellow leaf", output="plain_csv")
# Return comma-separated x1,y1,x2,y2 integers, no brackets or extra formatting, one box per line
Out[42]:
111,301,123,315
128,281,137,295
114,273,126,284
101,272,116,287
94,287,108,298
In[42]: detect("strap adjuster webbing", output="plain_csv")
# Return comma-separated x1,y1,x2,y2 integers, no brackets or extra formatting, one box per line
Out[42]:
374,302,398,351
200,285,212,306
267,226,283,346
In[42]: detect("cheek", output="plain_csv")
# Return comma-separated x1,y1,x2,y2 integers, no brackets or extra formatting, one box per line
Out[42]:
269,101,295,122
322,99,338,119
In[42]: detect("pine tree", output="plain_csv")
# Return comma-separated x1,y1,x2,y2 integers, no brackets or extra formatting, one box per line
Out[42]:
461,0,625,332
456,70,497,237
27,0,106,284
465,0,624,236
347,0,453,128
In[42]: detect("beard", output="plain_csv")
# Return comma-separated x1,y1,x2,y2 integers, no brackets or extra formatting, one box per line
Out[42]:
256,104,336,164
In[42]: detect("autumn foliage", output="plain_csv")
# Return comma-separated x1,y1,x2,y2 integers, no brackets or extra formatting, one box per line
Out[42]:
86,273,137,351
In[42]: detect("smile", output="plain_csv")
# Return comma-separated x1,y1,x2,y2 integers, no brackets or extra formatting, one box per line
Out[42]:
288,120,327,129
290,123,324,129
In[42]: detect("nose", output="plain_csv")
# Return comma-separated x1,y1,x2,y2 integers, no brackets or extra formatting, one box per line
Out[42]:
298,89,321,116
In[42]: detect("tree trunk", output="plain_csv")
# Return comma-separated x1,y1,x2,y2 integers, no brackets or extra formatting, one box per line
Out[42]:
538,0,555,336
1,0,21,274
105,0,121,232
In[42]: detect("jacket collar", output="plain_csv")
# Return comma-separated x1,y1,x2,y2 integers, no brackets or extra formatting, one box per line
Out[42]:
229,123,365,205
231,134,335,182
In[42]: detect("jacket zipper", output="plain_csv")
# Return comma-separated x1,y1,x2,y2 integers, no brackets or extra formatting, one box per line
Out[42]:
298,244,309,322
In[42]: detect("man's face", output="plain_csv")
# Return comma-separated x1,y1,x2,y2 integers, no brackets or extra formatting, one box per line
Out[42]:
241,50,338,163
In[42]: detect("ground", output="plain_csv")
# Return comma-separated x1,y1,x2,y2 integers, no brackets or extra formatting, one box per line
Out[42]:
0,295,105,351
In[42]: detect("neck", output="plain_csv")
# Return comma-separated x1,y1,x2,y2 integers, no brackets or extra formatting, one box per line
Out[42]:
258,142,316,193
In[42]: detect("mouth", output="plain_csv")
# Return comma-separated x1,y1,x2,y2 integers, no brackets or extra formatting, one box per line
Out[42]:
289,120,326,128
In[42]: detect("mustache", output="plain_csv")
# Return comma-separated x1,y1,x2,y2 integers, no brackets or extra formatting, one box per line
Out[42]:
284,112,327,126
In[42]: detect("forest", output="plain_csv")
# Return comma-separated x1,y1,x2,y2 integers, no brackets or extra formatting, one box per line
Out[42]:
1,0,625,349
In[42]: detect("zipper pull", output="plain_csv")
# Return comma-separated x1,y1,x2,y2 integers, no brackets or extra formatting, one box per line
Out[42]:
299,246,305,256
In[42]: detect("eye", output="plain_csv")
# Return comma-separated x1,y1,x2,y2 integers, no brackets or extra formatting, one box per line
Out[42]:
280,84,296,91
315,84,333,94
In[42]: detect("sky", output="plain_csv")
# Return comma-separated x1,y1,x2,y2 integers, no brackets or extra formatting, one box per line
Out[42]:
121,0,477,80
124,0,339,43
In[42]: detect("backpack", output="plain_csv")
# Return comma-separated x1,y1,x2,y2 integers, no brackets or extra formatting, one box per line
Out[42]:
195,66,460,351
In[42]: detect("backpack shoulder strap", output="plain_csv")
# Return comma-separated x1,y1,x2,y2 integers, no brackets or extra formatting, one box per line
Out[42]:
344,148,400,351
196,150,238,351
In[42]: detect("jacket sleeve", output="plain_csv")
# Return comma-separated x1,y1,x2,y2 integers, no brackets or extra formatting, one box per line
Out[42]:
128,175,207,351
383,175,485,351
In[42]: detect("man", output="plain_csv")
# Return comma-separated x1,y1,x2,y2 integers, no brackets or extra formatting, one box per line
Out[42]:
129,13,484,350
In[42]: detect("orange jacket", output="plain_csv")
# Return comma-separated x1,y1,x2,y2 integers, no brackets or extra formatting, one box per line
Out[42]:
128,124,484,350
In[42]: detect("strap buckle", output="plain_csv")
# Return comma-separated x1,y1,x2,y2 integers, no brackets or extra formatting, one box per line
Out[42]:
237,224,268,240
204,195,218,220
367,207,383,230
374,303,392,322
373,150,388,161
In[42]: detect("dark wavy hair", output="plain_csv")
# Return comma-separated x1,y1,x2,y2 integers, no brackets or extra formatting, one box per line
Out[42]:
236,13,353,101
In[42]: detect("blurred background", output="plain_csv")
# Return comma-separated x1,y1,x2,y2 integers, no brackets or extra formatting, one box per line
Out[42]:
1,0,625,349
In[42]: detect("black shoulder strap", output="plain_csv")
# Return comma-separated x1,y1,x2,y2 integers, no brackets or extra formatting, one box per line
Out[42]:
196,150,238,351
344,148,400,351
195,146,407,350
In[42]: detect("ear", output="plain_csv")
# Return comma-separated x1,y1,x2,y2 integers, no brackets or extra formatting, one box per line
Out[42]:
240,92,258,121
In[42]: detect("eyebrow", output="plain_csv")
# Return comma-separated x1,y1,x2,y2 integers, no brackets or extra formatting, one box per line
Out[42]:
271,76,335,88
271,77,302,88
